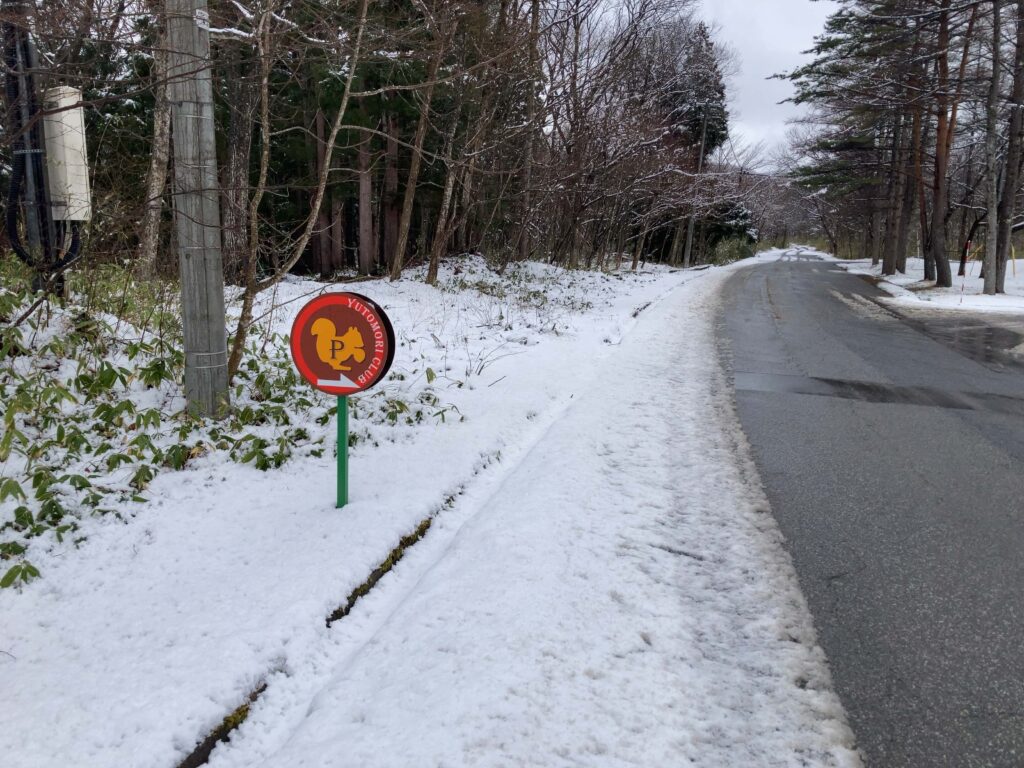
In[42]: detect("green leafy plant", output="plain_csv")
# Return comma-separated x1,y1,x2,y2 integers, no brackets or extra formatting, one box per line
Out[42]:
1,561,40,588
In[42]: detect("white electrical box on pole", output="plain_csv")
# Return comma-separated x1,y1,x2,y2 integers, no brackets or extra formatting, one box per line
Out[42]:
42,86,92,222
166,0,230,417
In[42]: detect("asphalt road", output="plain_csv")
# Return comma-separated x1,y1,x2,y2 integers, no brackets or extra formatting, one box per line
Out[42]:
720,254,1024,768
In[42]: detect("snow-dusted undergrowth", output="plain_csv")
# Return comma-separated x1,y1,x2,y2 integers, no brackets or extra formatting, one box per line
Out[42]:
0,256,651,588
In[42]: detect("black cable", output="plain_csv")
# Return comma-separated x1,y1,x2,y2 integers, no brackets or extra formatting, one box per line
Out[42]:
54,221,81,270
5,149,31,265
3,19,33,266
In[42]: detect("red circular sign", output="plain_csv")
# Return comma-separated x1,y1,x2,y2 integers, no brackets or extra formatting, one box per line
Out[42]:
290,292,395,395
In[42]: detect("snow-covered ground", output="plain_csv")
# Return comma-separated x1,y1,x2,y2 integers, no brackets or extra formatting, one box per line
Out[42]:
838,256,1024,313
0,254,858,767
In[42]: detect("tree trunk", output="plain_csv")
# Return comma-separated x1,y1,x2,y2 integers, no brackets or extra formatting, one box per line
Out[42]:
912,99,932,275
668,219,684,266
456,150,478,253
416,205,430,266
138,39,171,278
870,200,883,267
331,194,344,271
383,114,400,270
221,60,256,285
518,0,540,262
929,1,954,287
984,0,1002,294
929,0,977,287
357,131,375,275
389,47,443,280
882,114,906,275
997,0,1024,292
313,109,332,279
427,93,464,285
896,146,916,274
630,228,646,271
226,4,274,382
956,141,977,277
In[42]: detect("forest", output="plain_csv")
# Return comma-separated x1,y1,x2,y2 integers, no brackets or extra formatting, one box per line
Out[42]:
784,0,1024,294
7,2,1024,364
0,0,785,302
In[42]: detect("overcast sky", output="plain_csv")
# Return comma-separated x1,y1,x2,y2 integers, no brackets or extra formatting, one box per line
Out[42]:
699,0,839,155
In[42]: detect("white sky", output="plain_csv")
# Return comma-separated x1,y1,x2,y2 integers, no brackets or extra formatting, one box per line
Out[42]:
699,0,839,154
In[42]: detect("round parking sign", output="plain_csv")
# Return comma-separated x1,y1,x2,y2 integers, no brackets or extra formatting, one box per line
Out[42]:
290,292,395,396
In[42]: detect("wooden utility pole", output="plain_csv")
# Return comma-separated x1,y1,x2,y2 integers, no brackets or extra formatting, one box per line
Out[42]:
166,0,230,417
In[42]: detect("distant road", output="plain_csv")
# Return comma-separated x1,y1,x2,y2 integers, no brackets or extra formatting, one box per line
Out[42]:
720,257,1024,767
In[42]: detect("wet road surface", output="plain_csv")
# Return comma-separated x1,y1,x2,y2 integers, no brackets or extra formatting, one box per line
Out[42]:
720,255,1024,767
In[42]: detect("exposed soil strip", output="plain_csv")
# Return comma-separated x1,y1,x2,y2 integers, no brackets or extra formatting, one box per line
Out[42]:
174,464,485,768
176,684,267,768
327,515,433,626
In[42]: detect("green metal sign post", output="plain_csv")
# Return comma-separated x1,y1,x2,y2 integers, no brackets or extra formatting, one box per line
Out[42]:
337,395,348,509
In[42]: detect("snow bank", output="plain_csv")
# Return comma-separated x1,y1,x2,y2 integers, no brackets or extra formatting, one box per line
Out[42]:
838,257,1024,314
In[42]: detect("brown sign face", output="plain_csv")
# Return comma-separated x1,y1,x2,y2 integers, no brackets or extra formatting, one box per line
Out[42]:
290,293,395,396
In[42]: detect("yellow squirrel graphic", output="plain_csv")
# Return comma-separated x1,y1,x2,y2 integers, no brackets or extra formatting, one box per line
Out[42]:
311,318,366,372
